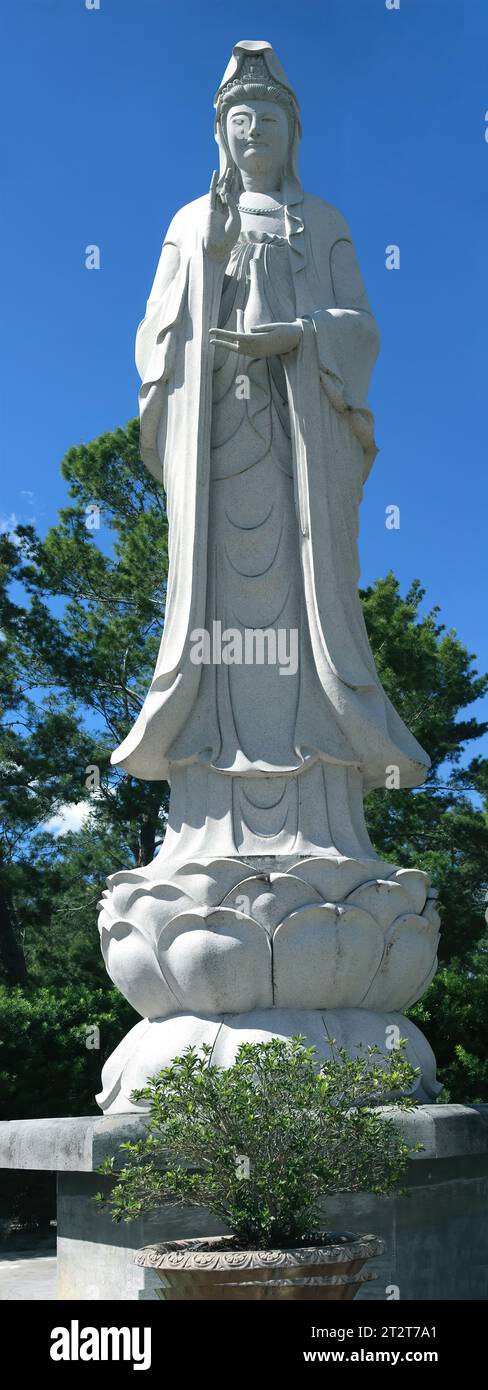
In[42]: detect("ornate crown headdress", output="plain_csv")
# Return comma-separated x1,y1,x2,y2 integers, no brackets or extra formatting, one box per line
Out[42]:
215,52,299,126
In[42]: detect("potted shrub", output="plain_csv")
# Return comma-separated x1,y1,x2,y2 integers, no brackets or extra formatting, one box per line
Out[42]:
98,1036,420,1301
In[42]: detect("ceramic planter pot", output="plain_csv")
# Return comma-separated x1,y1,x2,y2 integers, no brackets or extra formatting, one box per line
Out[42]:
136,1231,384,1301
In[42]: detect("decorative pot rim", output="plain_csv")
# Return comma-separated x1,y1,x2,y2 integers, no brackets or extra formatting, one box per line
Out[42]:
135,1230,384,1271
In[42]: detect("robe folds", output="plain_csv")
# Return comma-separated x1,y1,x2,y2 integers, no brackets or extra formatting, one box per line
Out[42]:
111,191,430,794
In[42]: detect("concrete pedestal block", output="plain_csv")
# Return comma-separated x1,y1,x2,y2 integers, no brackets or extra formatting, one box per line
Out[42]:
1,1107,487,1300
57,1174,227,1301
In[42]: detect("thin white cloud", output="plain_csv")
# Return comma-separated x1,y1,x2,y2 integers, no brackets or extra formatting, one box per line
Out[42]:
0,512,20,543
43,801,91,837
0,509,37,540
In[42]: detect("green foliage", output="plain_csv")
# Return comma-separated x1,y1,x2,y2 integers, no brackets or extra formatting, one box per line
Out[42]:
361,574,488,1099
19,822,136,990
99,1037,419,1249
361,575,487,771
409,941,488,1102
0,419,169,988
0,984,135,1120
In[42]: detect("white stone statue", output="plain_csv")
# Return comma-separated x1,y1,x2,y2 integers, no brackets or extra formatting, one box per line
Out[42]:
97,41,441,1113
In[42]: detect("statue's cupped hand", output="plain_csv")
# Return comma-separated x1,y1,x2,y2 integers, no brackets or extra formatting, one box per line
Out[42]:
209,319,303,358
203,170,241,262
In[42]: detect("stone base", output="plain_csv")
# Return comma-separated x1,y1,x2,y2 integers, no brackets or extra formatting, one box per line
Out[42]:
96,1007,441,1114
97,852,441,1111
98,856,441,1023
1,1109,487,1300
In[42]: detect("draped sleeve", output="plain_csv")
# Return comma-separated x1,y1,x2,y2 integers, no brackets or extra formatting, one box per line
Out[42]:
307,210,380,478
136,211,192,482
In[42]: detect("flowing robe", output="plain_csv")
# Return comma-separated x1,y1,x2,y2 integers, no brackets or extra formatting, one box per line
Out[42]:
112,192,430,862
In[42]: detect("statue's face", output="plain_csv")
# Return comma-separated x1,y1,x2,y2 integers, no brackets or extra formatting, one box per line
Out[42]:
225,100,290,180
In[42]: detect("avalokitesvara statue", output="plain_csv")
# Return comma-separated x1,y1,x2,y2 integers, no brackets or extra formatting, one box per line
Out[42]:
97,40,441,1113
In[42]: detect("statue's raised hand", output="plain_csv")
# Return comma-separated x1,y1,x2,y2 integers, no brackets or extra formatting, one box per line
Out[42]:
203,170,241,263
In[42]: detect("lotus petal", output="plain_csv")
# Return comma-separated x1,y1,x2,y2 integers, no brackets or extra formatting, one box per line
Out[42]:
96,1017,151,1112
288,856,396,903
157,907,273,1013
102,920,179,1019
221,872,322,934
171,858,256,905
121,1014,222,1104
346,878,413,928
273,904,384,1008
393,869,430,914
361,914,438,1011
126,884,197,942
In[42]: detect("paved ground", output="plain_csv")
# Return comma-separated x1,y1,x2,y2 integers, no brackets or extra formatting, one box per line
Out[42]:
0,1250,57,1300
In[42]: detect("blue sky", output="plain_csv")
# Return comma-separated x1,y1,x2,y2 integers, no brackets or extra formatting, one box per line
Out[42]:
2,0,487,758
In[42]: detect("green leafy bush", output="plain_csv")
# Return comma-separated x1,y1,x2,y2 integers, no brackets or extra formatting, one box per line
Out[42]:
0,983,135,1231
0,984,134,1120
99,1036,420,1249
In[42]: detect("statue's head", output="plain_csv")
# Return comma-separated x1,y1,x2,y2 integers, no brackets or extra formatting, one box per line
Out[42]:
224,99,291,185
214,41,301,194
